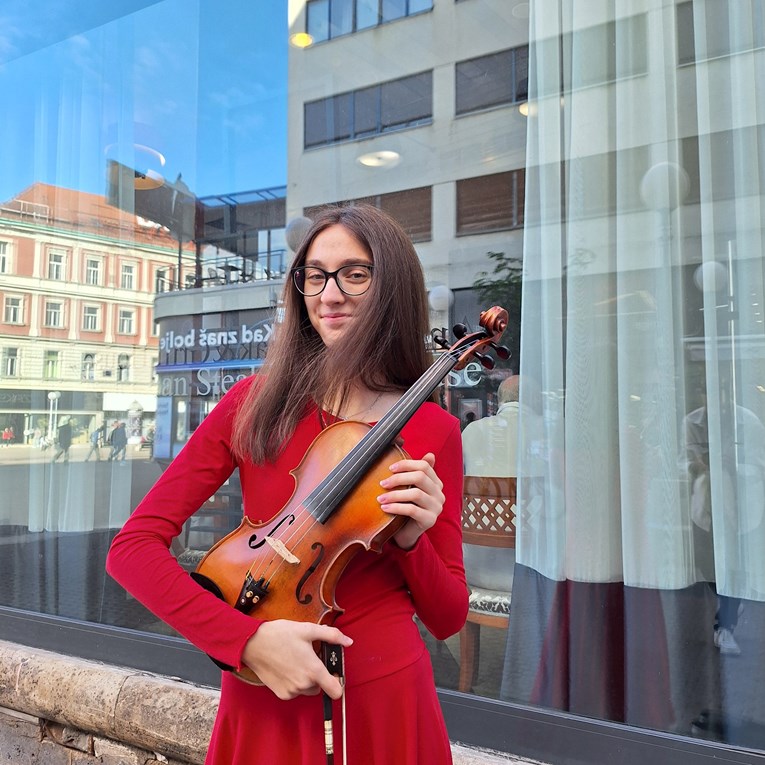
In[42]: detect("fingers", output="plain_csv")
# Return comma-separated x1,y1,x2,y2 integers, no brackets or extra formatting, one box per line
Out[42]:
380,453,445,551
378,452,444,523
241,620,352,701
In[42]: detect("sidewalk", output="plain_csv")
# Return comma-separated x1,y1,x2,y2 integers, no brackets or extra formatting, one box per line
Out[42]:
0,442,150,465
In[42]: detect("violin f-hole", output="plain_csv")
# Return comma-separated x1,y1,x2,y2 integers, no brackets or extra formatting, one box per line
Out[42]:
249,513,296,549
296,542,325,605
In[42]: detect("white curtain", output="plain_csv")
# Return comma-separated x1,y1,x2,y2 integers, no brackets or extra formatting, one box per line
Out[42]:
517,0,765,601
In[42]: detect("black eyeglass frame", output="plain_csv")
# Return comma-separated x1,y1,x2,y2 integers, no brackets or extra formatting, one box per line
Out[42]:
291,264,375,296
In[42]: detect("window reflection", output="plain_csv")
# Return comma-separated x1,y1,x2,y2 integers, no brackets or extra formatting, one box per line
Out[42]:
0,0,764,759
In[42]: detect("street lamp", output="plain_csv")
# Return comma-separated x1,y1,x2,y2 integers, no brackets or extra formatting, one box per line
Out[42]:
47,391,61,441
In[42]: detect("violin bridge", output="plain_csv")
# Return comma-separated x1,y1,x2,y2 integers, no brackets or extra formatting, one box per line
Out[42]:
265,536,300,564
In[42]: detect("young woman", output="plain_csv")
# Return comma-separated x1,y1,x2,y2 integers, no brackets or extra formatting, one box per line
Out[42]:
106,204,468,764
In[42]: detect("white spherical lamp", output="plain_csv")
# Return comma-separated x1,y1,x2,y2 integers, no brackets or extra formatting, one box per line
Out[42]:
285,216,313,252
428,285,454,312
693,261,728,293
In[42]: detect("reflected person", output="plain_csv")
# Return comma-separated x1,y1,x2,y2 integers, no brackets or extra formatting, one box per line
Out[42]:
683,386,765,656
461,376,544,592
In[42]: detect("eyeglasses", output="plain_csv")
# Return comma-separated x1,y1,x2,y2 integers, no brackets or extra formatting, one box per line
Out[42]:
292,264,374,296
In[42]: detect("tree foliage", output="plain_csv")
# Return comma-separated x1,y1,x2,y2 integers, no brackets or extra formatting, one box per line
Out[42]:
472,250,523,367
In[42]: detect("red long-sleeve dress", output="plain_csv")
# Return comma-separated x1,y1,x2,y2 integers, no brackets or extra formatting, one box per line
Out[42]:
106,376,468,764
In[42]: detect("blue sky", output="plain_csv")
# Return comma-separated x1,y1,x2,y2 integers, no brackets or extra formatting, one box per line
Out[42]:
0,0,288,202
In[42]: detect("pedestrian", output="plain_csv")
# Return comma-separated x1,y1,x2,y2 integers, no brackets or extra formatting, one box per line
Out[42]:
109,421,128,463
85,423,105,461
106,204,468,764
51,417,73,463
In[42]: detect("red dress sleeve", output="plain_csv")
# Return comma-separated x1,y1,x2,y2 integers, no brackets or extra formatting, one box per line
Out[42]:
105,378,263,671
389,409,468,640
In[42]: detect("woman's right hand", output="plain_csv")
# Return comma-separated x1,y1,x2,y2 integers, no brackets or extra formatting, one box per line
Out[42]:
241,620,352,701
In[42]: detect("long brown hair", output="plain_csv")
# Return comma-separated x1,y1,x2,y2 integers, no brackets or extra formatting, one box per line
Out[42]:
231,204,430,464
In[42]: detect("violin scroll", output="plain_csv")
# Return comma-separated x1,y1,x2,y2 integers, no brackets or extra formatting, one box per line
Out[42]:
440,305,510,370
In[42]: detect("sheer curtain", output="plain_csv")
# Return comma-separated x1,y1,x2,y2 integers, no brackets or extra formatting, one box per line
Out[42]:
503,0,765,741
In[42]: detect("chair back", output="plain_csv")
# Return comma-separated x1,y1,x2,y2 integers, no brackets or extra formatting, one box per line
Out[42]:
462,476,516,549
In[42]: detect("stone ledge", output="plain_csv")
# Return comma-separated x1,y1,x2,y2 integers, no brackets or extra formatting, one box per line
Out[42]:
0,639,542,765
0,640,216,764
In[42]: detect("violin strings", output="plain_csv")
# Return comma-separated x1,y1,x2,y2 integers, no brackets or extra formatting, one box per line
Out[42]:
244,352,458,587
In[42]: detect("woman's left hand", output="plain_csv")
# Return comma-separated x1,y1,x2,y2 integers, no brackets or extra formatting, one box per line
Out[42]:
378,452,444,550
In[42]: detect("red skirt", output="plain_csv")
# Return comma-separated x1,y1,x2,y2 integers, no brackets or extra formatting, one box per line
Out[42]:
206,650,453,764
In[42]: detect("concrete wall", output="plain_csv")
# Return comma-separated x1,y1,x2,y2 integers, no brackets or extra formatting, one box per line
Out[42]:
0,639,540,765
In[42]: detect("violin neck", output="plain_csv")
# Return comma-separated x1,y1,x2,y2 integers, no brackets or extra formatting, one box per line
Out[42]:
309,352,458,523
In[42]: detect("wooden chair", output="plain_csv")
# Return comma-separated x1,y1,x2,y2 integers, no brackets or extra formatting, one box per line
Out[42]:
459,475,516,693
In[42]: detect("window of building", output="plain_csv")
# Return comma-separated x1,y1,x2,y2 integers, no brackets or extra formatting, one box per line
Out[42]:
304,71,432,148
121,263,136,290
117,353,131,382
677,0,765,65
1,347,18,377
83,305,100,331
44,300,64,328
561,14,648,91
306,0,432,42
118,308,135,335
82,353,95,381
85,257,102,286
43,350,59,380
456,46,529,115
305,186,432,243
155,268,169,293
47,250,65,280
3,296,22,324
0,241,9,273
456,170,525,235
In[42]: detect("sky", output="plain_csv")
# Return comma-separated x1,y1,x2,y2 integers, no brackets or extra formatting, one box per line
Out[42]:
0,0,288,203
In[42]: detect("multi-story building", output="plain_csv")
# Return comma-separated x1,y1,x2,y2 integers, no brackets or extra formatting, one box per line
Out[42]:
0,182,188,443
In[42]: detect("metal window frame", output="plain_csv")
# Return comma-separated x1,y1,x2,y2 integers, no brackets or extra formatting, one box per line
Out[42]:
1,605,763,765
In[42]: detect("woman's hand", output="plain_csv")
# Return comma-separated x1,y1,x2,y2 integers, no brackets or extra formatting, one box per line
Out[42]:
241,620,352,701
379,452,445,550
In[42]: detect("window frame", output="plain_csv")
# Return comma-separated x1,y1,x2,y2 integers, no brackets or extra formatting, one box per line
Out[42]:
82,304,100,332
44,300,65,328
306,0,433,43
117,352,131,381
47,249,66,281
85,255,103,286
1,347,18,377
0,241,10,274
455,46,529,117
304,71,433,149
117,308,135,335
3,295,23,324
81,352,96,381
42,350,60,380
456,169,526,236
120,262,136,290
155,267,169,293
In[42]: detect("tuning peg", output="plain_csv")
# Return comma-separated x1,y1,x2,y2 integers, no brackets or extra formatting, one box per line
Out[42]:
430,328,450,349
475,352,495,370
491,343,511,360
452,323,468,339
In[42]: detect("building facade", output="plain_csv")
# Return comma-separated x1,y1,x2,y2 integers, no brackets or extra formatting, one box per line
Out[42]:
1,2,764,764
0,183,186,449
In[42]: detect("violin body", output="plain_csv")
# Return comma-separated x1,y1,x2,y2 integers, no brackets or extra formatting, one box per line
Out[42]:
192,420,408,685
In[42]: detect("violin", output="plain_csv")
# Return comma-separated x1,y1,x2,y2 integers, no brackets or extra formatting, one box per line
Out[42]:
191,306,509,684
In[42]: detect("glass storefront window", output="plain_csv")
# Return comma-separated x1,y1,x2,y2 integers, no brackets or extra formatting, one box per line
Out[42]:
1,1,765,762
